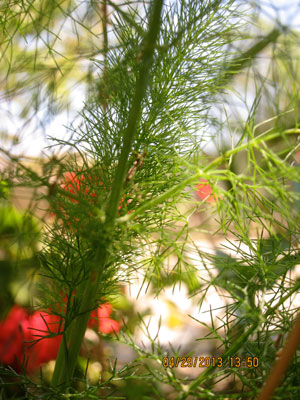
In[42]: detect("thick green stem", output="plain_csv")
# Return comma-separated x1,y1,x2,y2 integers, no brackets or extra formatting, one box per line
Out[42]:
51,0,164,388
106,0,164,225
52,255,106,386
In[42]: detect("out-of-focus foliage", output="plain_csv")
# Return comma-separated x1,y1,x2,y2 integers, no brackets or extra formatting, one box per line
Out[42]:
0,183,40,316
0,0,105,124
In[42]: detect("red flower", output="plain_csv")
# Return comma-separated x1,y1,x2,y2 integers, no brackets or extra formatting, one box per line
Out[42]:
59,171,128,220
60,172,100,204
0,302,120,372
0,306,27,367
0,306,62,373
196,179,216,203
54,171,102,229
22,311,62,372
88,302,120,334
99,318,120,335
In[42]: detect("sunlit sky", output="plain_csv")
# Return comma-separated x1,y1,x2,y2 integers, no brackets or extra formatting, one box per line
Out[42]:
1,0,299,159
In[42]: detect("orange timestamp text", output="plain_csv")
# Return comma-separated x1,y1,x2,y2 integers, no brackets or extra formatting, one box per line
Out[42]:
162,356,259,368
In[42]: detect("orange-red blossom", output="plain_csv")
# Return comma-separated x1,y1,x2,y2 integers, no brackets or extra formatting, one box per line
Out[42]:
196,179,217,203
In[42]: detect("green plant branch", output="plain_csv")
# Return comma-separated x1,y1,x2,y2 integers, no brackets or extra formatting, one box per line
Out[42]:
266,279,300,318
220,27,282,84
106,0,146,37
51,0,164,389
173,321,259,399
174,277,300,399
116,128,300,224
